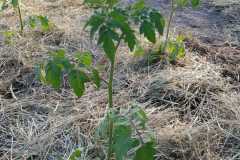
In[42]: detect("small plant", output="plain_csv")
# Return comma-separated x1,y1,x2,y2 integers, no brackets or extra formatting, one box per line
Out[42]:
37,49,101,96
0,0,24,32
1,30,16,44
160,0,200,53
0,0,50,33
27,15,51,32
38,0,165,159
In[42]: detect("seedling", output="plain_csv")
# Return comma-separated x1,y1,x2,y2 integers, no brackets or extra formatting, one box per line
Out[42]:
27,15,51,32
38,0,165,159
161,0,200,57
0,0,51,33
0,0,23,32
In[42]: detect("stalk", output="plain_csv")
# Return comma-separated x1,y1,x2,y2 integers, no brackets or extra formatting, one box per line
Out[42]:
17,5,23,33
106,34,123,160
107,60,115,160
162,0,175,53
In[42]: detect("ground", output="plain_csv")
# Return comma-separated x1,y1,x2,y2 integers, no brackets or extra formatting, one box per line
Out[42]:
0,0,240,160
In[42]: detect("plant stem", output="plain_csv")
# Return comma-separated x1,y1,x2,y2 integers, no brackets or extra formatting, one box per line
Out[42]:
107,35,123,160
162,0,175,53
17,5,23,33
107,60,115,160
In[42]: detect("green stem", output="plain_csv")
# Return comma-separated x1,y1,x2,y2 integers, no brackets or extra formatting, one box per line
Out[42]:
162,0,175,53
107,34,123,160
107,60,115,160
17,5,23,33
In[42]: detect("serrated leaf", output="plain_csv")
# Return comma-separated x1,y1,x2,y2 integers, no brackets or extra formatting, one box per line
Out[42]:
140,21,156,43
191,0,200,8
134,142,156,160
150,11,165,35
92,68,101,88
85,14,105,39
122,26,136,51
113,124,133,160
110,9,127,23
98,28,117,63
75,51,93,67
68,69,86,97
45,61,62,89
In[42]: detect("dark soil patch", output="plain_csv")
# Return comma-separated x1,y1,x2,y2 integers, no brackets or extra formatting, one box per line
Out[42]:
0,58,37,99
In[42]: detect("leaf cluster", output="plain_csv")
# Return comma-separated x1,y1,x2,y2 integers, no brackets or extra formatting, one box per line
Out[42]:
84,0,165,63
96,105,156,160
27,15,51,32
36,50,101,97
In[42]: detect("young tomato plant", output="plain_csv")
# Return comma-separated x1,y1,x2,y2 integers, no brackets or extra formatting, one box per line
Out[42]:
0,0,23,32
38,0,165,159
0,0,51,33
162,0,200,56
27,15,51,32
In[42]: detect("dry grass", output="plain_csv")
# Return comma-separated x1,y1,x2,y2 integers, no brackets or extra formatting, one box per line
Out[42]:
0,0,240,160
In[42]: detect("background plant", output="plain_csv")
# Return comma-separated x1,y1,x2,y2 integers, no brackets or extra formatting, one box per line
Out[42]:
27,15,51,32
161,0,200,60
0,0,24,32
0,0,50,33
38,0,165,159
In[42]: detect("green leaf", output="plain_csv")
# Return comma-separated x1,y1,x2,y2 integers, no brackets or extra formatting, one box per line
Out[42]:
134,142,156,160
68,69,87,97
45,61,62,89
150,11,165,35
11,0,19,7
75,51,93,67
98,27,117,63
106,0,118,7
110,9,127,23
28,16,37,29
122,26,136,51
132,107,148,128
52,49,65,58
95,115,109,139
69,148,81,160
92,68,101,88
38,15,49,31
85,14,105,39
113,124,133,160
140,21,156,43
191,0,200,8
